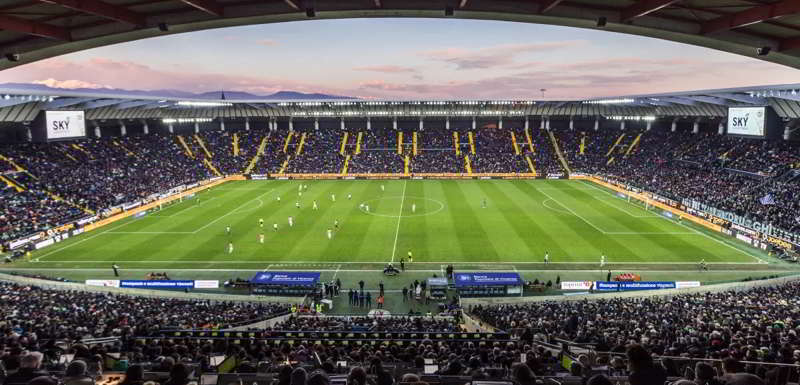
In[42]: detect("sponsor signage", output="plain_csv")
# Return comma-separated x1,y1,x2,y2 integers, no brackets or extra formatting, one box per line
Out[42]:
675,281,701,289
45,110,86,141
120,280,195,289
727,107,766,137
594,281,677,291
560,281,594,290
250,272,321,286
194,280,220,289
85,280,120,288
453,272,523,287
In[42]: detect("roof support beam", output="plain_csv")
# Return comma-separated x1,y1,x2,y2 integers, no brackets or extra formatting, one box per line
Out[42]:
538,0,565,14
178,0,222,16
115,100,157,109
43,97,93,109
621,0,681,22
84,99,127,109
38,0,146,25
682,95,730,106
701,0,800,35
713,93,767,104
0,14,70,40
283,0,298,10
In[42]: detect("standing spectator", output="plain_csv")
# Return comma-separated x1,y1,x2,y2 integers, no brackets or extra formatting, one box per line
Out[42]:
626,344,666,385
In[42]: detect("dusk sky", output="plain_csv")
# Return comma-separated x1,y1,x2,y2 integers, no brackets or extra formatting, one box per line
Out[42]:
2,18,800,99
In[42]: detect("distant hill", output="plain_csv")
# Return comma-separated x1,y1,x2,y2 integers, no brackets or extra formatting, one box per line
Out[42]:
0,83,355,100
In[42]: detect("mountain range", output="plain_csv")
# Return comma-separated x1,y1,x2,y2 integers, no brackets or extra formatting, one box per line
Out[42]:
0,83,354,100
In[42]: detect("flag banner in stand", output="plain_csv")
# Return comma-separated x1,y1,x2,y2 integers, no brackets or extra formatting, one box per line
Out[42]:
454,272,523,287
250,272,321,286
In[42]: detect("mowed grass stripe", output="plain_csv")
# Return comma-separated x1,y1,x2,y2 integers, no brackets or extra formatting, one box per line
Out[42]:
478,180,561,260
441,180,500,261
398,180,430,263
319,181,383,261
417,180,463,261
577,180,757,263
172,182,286,263
559,183,713,262
521,181,640,261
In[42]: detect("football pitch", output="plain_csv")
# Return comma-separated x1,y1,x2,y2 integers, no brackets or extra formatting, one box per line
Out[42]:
18,179,772,267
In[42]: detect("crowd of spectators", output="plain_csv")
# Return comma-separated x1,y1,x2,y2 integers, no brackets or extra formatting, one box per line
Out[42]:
469,280,800,380
0,281,288,343
286,131,344,174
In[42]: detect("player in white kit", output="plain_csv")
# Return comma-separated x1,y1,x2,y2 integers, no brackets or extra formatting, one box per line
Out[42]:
288,216,294,227
327,228,333,240
227,241,234,254
313,200,318,210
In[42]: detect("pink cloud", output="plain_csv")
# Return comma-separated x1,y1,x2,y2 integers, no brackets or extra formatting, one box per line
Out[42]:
256,39,279,46
0,57,347,96
31,78,112,89
419,41,586,69
353,65,417,73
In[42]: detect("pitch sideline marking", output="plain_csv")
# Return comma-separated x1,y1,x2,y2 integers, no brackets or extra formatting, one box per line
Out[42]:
36,218,140,261
579,181,767,265
389,179,407,263
2,268,786,273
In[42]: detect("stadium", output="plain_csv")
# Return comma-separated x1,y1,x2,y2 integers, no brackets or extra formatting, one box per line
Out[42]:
1,1,800,385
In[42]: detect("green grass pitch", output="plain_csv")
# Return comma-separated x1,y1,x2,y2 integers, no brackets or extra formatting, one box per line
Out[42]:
24,179,766,267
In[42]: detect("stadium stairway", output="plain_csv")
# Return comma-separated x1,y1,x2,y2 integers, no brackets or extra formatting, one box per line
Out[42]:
0,153,25,172
606,133,625,157
355,132,363,154
607,156,615,165
283,132,294,153
510,132,521,155
194,134,213,158
412,132,418,156
296,133,307,155
112,140,136,157
0,174,23,192
624,133,642,157
548,130,572,174
279,156,290,174
341,155,350,175
404,154,410,175
177,135,194,158
524,127,535,153
397,132,403,154
244,133,270,174
579,134,585,155
203,158,223,177
339,132,348,155
232,133,239,156
464,155,473,175
71,143,93,159
525,155,537,175
58,145,79,162
468,131,476,154
453,132,460,155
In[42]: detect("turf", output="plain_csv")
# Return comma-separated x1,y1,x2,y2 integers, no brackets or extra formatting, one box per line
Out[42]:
19,179,770,266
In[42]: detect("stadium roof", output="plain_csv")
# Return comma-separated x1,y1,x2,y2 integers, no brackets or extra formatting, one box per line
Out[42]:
2,82,800,122
1,0,800,70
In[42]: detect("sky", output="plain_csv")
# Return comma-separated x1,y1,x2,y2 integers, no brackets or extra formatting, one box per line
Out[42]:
2,18,800,99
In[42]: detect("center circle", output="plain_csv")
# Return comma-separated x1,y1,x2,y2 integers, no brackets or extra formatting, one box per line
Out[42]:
359,196,445,218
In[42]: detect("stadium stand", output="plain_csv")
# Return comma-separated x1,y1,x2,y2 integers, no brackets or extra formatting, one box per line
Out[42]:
2,123,800,384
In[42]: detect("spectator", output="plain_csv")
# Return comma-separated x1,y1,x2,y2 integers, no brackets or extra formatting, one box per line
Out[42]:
626,344,666,385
